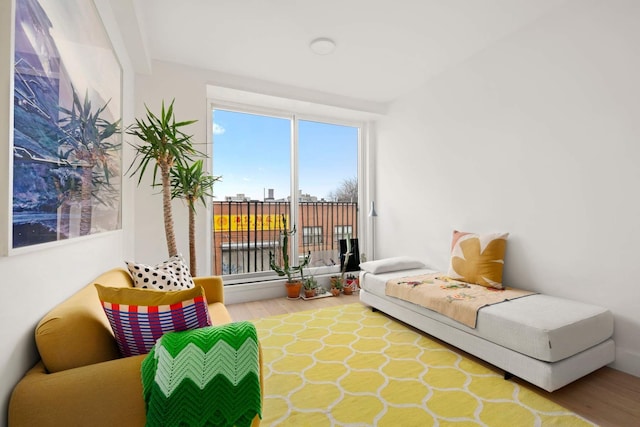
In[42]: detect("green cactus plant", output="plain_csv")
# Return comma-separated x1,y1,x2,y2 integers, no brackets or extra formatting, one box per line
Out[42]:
269,214,311,299
268,214,310,283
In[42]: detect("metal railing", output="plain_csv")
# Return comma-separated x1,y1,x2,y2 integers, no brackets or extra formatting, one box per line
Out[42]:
212,201,358,276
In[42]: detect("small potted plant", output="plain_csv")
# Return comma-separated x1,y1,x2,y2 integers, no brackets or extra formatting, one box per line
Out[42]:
303,276,318,299
269,215,310,299
330,278,343,296
339,251,355,295
329,275,341,288
330,248,354,296
344,273,358,295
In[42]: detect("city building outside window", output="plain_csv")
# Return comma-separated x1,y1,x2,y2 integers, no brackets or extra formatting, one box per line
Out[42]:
334,225,353,243
303,226,323,246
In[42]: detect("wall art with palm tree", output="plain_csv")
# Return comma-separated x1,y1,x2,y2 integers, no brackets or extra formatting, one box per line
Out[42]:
11,0,122,250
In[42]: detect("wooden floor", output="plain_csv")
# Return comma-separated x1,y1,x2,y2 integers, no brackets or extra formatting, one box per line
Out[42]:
228,294,640,427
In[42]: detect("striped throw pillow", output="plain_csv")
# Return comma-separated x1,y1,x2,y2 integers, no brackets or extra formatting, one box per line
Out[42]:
95,284,211,357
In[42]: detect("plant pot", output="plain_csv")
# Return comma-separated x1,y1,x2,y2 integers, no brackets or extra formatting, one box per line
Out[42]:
304,289,315,298
345,278,359,294
343,285,353,295
330,287,341,297
286,281,302,299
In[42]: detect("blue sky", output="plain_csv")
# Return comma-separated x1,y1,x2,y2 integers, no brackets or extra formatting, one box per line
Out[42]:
212,109,358,201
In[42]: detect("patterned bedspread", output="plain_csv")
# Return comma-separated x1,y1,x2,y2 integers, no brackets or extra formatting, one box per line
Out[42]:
385,273,536,328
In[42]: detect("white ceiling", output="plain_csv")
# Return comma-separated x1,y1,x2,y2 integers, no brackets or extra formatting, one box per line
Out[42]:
121,0,566,106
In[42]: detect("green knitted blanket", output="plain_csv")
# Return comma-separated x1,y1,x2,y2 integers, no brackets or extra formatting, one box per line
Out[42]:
141,321,261,427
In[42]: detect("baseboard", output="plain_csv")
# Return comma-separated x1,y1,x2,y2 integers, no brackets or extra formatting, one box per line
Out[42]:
222,273,339,305
611,348,640,378
223,280,285,304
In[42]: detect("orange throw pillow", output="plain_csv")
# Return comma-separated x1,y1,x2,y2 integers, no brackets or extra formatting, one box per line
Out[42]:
447,230,508,289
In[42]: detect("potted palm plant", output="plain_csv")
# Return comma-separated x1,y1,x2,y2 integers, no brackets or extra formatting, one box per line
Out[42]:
170,159,220,275
269,215,310,299
126,99,201,257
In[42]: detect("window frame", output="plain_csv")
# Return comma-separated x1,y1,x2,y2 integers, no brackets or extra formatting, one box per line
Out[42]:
207,100,368,284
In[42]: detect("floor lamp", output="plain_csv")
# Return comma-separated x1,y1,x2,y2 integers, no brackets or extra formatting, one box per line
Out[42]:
368,201,378,260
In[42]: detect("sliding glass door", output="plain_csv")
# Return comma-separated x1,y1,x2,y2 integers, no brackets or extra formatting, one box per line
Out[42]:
211,106,360,282
298,120,359,270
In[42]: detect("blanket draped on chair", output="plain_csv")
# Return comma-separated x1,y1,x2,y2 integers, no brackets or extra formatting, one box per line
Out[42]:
141,321,261,427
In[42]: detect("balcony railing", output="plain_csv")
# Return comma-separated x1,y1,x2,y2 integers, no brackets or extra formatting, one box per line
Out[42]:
212,201,358,276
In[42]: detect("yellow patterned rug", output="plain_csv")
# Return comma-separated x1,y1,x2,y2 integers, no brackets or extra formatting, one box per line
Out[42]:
251,303,595,427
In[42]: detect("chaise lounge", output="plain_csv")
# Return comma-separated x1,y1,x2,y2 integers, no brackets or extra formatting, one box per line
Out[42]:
358,259,615,392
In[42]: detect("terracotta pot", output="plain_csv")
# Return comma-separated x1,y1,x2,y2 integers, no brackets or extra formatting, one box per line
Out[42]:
286,281,302,299
345,278,359,294
304,289,315,298
330,288,341,297
343,285,353,295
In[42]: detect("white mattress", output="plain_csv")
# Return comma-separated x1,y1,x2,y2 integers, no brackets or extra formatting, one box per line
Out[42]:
360,269,614,362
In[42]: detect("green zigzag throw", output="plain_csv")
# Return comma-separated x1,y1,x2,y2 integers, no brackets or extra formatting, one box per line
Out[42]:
141,321,261,427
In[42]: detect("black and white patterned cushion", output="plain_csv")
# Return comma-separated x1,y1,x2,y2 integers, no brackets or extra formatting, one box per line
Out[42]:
125,254,195,291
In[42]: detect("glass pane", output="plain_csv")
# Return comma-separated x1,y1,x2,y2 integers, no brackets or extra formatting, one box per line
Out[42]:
211,109,291,276
298,120,359,272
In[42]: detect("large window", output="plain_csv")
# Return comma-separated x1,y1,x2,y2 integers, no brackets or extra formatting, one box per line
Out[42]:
211,106,361,281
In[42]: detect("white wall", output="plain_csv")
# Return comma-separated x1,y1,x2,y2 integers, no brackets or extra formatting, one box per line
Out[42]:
0,1,135,425
375,0,640,377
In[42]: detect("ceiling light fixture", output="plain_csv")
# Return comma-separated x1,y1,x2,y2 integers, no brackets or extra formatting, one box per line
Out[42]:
309,37,336,55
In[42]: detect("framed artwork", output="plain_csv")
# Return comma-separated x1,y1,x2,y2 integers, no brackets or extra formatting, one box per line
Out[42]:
11,0,122,251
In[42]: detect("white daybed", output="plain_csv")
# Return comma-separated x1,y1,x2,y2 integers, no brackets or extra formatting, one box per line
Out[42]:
358,263,615,392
